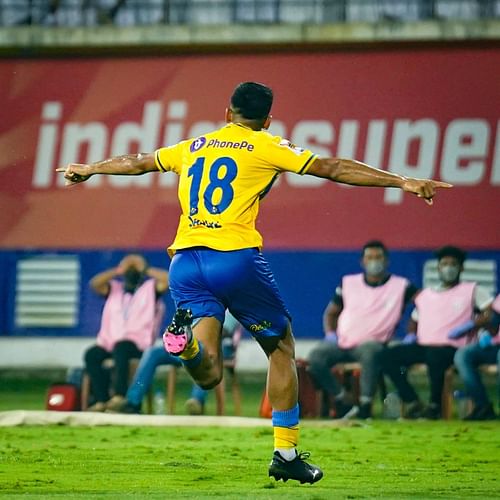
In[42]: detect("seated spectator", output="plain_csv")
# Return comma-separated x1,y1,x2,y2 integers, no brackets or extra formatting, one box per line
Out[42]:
308,240,418,419
108,311,242,415
105,345,203,414
380,246,493,419
453,293,499,420
84,254,168,412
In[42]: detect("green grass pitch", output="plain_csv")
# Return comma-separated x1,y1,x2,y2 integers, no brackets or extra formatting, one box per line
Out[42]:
1,372,498,498
1,421,498,499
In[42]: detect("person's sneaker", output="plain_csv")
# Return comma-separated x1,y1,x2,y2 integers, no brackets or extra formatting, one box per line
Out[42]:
185,397,204,415
163,308,193,356
358,402,372,420
422,403,441,420
342,405,360,420
86,402,107,412
333,399,354,419
403,400,425,419
464,403,497,421
269,451,323,484
104,395,127,412
108,401,141,414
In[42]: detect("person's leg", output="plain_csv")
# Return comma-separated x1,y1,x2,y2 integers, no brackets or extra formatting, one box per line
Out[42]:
351,341,385,417
261,324,298,451
308,343,354,417
425,346,456,417
126,346,183,408
217,249,299,454
307,342,350,397
84,344,111,403
454,344,498,419
380,343,425,405
454,344,490,407
111,340,142,396
263,323,322,482
178,316,224,389
185,383,208,415
219,249,322,483
164,249,226,389
169,248,321,482
267,323,297,411
189,384,207,404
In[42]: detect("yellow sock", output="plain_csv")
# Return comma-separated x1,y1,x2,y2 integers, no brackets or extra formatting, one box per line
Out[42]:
274,425,299,449
179,336,200,361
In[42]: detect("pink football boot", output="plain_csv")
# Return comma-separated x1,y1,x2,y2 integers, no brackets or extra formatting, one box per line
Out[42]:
163,308,193,356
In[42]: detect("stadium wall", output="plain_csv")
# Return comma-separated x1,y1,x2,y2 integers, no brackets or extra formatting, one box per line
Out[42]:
1,248,499,337
1,44,498,366
1,18,499,54
1,248,498,371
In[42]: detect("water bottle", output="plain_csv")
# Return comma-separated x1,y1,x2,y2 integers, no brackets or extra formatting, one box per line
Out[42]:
383,392,402,420
153,390,165,415
453,390,469,419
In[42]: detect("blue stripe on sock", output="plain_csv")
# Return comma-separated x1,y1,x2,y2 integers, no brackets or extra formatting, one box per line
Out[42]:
272,403,300,427
181,342,204,369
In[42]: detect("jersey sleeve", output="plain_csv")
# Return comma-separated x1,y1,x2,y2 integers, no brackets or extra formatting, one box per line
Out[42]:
154,142,185,174
265,136,318,175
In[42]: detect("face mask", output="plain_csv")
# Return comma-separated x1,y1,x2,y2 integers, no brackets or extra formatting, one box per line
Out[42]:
365,260,385,276
124,268,142,291
439,265,460,283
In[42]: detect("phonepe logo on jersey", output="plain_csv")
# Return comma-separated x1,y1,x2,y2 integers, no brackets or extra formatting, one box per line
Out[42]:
190,137,207,152
207,138,254,151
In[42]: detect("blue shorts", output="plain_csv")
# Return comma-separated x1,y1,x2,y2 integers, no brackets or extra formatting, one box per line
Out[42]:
168,247,291,343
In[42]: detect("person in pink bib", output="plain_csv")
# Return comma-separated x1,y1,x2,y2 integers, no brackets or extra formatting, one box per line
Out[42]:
84,254,169,412
380,246,493,419
308,240,418,419
453,293,499,420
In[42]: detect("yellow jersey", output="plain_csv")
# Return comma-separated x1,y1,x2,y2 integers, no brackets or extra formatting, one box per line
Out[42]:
155,122,317,253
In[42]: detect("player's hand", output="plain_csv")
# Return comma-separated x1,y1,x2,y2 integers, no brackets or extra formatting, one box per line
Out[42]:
402,178,452,205
55,163,92,186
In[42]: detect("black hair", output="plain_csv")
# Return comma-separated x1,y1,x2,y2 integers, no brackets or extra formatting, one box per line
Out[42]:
435,246,467,266
362,240,388,257
230,82,273,121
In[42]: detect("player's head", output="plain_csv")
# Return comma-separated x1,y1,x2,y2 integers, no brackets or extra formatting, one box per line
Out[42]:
361,240,388,277
435,245,466,285
226,82,273,130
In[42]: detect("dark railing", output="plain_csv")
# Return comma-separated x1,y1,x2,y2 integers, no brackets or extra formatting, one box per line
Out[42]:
1,0,498,27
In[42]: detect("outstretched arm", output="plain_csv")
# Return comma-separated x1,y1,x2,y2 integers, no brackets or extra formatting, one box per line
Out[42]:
307,158,452,205
56,153,157,186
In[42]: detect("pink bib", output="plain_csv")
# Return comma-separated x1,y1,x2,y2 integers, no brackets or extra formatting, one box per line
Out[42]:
96,279,164,352
337,273,409,349
415,282,475,347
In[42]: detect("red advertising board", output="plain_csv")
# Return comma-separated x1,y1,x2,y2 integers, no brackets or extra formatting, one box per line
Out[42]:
1,47,499,250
